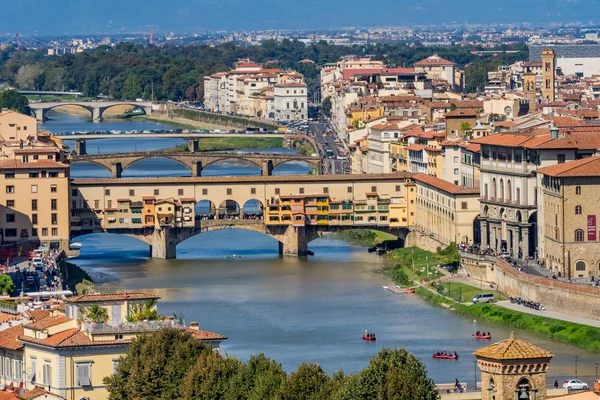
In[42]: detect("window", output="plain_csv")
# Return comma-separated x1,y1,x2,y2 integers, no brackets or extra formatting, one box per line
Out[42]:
178,189,184,196
6,186,14,193
108,200,112,208
129,189,135,196
43,360,51,386
454,156,459,163
371,186,377,193
6,214,15,223
575,205,582,215
275,188,280,195
4,173,14,179
576,261,586,271
31,185,38,193
347,186,353,193
202,188,208,195
41,228,48,236
575,229,585,242
227,188,232,195
557,154,566,164
32,214,38,225
51,228,57,236
94,200,100,209
41,171,46,178
51,199,57,210
251,188,256,195
28,357,36,383
115,334,123,340
5,229,16,237
323,187,329,194
461,202,468,210
112,360,119,375
395,185,401,192
454,168,459,175
48,172,58,178
576,186,581,195
76,363,91,386
29,172,39,178
14,359,22,382
154,189,160,196
299,188,304,194
6,200,14,208
51,214,57,225
105,189,111,196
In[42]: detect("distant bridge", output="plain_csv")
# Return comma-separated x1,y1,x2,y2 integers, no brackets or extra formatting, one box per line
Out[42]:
29,100,153,122
21,90,84,96
70,151,322,177
54,132,288,141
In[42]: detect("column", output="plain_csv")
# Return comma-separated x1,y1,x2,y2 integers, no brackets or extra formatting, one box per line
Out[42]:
490,226,497,252
480,220,488,248
188,139,199,153
522,228,530,259
92,107,103,122
191,161,203,177
111,162,123,179
75,139,87,156
262,159,274,176
506,227,512,256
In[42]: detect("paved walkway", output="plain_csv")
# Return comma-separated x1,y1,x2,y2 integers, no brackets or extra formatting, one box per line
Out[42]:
496,300,600,328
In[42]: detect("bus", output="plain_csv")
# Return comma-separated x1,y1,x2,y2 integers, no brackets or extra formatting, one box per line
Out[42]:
325,149,334,159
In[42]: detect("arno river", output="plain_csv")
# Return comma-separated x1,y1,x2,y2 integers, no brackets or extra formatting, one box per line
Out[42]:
45,112,600,385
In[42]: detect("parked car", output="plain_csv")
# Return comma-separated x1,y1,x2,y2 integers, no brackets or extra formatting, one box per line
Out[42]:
472,293,495,304
563,380,588,391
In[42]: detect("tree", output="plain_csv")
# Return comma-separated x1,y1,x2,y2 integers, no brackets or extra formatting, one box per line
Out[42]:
226,353,286,400
126,299,162,322
0,275,14,295
182,351,244,399
122,75,142,100
322,96,332,118
460,121,472,133
15,64,44,90
185,85,197,102
0,90,30,115
449,103,457,111
83,70,100,98
333,348,438,400
105,328,212,400
78,304,108,323
278,363,332,400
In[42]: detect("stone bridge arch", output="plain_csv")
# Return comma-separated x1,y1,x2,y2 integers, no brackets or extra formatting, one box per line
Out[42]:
35,103,94,121
98,103,149,120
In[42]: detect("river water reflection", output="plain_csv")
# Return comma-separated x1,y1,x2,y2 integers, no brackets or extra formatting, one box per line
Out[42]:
49,113,599,384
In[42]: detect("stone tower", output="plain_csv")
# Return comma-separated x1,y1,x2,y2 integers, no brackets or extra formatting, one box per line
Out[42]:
473,332,554,400
523,72,537,113
541,48,556,102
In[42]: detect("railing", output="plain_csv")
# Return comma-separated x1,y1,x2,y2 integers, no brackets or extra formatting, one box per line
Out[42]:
83,320,186,333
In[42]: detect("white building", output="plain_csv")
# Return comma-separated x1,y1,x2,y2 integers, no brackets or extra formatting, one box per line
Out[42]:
366,122,400,174
273,83,308,122
414,55,455,86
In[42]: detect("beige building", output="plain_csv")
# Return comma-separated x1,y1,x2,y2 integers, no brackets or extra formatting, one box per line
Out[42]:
414,55,455,86
413,173,480,246
0,110,70,248
537,156,600,279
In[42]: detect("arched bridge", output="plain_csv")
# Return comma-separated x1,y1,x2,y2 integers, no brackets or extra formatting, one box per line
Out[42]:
29,100,152,122
70,151,322,177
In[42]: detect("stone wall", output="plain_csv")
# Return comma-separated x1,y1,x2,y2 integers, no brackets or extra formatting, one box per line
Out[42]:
461,253,600,320
406,228,450,253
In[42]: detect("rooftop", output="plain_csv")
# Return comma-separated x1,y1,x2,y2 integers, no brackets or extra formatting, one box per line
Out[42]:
537,156,600,178
413,173,480,195
0,325,24,350
64,292,160,303
414,55,455,67
25,315,72,330
473,332,554,361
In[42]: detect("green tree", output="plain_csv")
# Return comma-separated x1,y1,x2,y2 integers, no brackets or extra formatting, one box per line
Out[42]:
0,274,15,295
449,103,457,111
226,353,286,400
0,90,30,115
333,348,438,400
392,267,412,286
322,96,332,118
105,328,211,400
122,75,142,100
182,351,244,399
126,299,162,322
278,363,332,400
460,121,472,133
78,304,108,323
83,70,100,98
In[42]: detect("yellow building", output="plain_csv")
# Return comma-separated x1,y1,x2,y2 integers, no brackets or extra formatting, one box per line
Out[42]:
346,105,384,129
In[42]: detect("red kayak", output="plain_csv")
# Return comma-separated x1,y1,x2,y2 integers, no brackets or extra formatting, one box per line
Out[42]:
432,354,458,359
362,335,377,341
474,334,492,339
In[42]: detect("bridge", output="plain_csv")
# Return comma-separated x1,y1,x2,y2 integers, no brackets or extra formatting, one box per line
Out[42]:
70,173,414,258
29,100,153,122
70,151,322,177
54,132,288,141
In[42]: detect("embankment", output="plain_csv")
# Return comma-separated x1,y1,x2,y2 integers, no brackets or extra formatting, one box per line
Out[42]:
168,137,284,152
58,257,92,292
169,108,279,130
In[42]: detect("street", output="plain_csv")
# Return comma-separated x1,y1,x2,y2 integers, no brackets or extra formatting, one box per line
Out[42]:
309,121,348,175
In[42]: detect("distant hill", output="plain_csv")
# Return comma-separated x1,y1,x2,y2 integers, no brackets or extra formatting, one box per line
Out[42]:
0,0,597,34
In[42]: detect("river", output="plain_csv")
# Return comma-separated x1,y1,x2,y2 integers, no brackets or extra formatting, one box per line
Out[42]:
49,113,599,385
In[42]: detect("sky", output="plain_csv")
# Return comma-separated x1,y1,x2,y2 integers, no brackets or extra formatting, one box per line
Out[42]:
0,0,599,35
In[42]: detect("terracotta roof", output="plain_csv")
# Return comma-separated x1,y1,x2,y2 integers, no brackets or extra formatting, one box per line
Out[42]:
406,144,426,152
414,55,454,67
413,173,480,195
543,116,588,128
25,315,72,330
473,332,553,360
179,198,197,202
274,83,306,88
16,386,58,400
116,198,130,202
537,156,600,177
64,292,160,303
142,196,156,200
445,108,479,118
0,325,24,350
0,312,21,324
465,143,481,152
453,101,483,109
185,328,228,341
371,122,399,130
0,160,68,169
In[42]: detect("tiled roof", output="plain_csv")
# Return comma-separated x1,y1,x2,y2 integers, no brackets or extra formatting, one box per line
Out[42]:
406,144,426,152
186,328,228,341
543,116,588,128
465,143,481,152
16,386,57,400
0,325,24,350
414,55,455,66
0,313,21,324
342,68,415,81
473,333,553,360
25,315,72,330
445,108,479,118
371,122,399,130
0,160,68,169
413,173,480,195
537,156,600,177
64,292,160,303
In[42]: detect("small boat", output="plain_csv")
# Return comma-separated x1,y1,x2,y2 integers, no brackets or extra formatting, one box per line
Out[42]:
69,242,83,248
362,335,377,341
367,246,377,253
405,288,416,294
432,354,459,359
474,334,492,339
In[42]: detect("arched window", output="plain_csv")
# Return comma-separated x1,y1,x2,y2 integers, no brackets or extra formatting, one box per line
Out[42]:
492,178,497,199
576,186,581,195
576,261,586,271
575,205,582,215
500,179,504,202
507,180,512,202
575,229,585,242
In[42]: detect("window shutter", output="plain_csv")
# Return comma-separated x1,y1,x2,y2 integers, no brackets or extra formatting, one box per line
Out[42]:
78,364,91,386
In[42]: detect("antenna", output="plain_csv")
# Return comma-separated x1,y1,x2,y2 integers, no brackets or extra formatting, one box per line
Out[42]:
16,31,20,51
149,28,153,45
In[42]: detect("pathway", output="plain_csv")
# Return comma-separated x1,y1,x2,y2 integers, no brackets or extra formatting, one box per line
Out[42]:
495,300,600,328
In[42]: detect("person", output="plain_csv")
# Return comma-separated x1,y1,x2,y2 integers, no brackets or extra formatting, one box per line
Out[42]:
453,351,457,357
372,333,376,339
364,328,368,337
455,378,460,388
487,332,491,336
554,380,559,389
476,330,480,336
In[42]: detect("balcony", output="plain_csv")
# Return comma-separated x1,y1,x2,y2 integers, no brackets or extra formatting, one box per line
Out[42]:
83,320,186,333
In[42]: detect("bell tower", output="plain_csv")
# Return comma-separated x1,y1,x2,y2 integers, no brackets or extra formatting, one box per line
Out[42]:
474,332,554,400
541,48,556,102
523,72,537,113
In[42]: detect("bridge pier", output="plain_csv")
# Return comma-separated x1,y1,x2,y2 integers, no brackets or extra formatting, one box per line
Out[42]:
92,107,103,122
33,108,46,121
75,139,87,156
188,139,199,153
278,226,309,256
150,226,178,259
111,162,123,178
262,160,274,176
191,161,203,177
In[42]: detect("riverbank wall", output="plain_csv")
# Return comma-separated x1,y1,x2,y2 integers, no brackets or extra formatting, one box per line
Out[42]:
461,253,600,320
169,107,280,130
405,228,449,253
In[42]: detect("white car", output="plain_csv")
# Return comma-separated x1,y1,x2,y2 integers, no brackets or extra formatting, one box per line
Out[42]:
563,379,588,391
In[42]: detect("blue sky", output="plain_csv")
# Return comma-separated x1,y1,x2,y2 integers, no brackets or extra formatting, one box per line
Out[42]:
0,0,599,35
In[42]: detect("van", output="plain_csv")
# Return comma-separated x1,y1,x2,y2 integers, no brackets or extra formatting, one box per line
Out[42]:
472,293,494,304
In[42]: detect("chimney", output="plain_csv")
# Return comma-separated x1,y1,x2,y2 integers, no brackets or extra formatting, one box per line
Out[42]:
189,321,200,331
550,124,559,140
